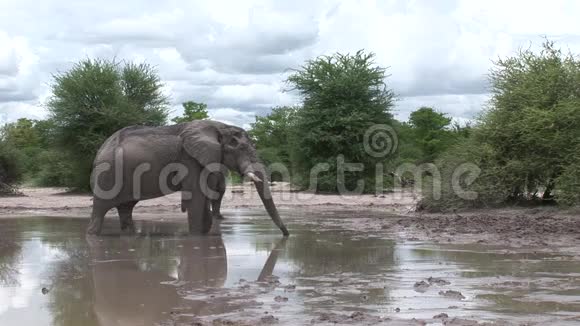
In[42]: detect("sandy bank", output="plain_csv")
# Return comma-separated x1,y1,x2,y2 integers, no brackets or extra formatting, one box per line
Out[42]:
0,183,419,217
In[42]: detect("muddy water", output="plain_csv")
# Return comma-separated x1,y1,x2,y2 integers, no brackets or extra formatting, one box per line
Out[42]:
1,212,580,325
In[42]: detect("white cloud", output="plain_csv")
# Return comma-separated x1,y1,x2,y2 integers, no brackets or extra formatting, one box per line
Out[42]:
211,83,296,110
210,108,258,129
89,10,182,43
1,0,580,126
394,93,490,122
0,101,45,124
0,31,42,108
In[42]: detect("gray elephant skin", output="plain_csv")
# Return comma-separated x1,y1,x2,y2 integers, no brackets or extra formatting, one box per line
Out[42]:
87,120,289,236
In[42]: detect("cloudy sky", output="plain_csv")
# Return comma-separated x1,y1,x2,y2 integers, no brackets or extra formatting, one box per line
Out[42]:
1,0,580,128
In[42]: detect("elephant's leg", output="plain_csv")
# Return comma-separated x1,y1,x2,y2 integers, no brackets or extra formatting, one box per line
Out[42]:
211,193,224,220
117,201,138,233
203,200,213,234
87,199,111,235
186,190,213,235
184,160,213,235
210,173,226,220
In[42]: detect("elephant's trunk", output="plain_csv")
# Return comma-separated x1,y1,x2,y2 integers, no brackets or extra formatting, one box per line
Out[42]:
246,167,289,237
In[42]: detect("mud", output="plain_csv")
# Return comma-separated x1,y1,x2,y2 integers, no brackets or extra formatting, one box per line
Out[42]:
1,211,580,325
300,207,580,252
438,290,466,300
413,280,430,293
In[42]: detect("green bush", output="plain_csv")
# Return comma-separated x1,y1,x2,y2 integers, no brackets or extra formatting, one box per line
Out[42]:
249,106,296,169
418,137,508,211
227,171,243,185
287,50,395,193
34,150,76,187
0,118,47,182
47,59,169,191
0,142,23,194
420,41,580,210
172,101,209,123
555,147,580,206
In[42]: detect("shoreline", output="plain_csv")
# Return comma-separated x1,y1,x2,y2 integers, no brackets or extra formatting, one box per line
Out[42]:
0,185,419,217
1,186,579,251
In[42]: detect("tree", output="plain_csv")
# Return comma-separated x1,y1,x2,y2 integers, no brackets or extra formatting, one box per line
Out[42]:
408,107,454,162
287,50,395,192
47,59,169,191
0,118,72,186
420,40,580,210
249,106,297,169
1,118,53,179
482,40,580,201
172,101,209,123
1,118,41,149
0,140,22,194
389,120,423,164
409,107,451,133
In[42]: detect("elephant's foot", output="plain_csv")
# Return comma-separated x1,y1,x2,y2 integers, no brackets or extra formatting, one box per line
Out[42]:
120,217,136,233
86,219,103,235
212,212,225,220
181,200,189,213
120,224,136,235
207,228,222,236
202,217,213,234
187,219,206,235
207,218,222,235
188,223,214,235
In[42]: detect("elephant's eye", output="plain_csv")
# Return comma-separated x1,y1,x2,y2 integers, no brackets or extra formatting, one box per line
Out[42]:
229,137,239,147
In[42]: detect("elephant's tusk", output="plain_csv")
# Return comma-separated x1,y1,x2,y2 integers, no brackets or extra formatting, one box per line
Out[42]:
246,172,262,183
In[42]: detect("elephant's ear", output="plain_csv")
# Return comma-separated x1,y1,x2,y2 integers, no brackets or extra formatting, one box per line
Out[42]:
180,125,222,166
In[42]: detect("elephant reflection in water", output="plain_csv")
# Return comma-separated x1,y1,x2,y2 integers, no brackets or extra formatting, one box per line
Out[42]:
86,236,286,326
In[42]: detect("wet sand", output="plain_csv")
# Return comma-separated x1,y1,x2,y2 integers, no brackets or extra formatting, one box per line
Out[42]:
1,214,580,325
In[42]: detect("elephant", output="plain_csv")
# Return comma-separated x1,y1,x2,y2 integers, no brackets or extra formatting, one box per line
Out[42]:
87,120,289,236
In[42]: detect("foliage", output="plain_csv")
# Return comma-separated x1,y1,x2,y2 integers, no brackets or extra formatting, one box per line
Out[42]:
34,150,76,187
409,107,452,132
389,121,423,164
408,107,455,162
0,140,22,194
554,146,580,206
418,137,508,211
0,118,58,180
227,170,243,184
249,106,297,169
286,50,395,192
421,40,580,210
481,41,580,202
47,59,169,191
382,109,471,191
172,101,209,123
1,118,41,149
